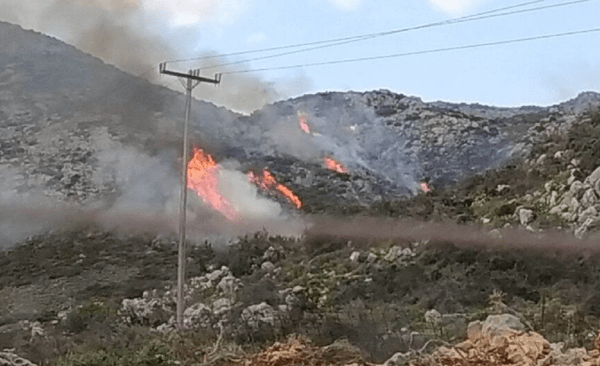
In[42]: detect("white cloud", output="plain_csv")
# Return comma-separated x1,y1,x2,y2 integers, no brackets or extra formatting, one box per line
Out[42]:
329,0,364,11
428,0,485,16
143,0,249,26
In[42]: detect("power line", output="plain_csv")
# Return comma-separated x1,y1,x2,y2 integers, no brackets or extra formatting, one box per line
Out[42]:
167,0,594,70
166,0,550,65
219,27,600,75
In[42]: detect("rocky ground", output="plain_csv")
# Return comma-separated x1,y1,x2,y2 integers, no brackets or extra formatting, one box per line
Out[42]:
1,115,600,365
4,20,600,366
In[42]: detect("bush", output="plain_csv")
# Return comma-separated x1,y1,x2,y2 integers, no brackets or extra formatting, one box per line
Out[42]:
55,340,178,366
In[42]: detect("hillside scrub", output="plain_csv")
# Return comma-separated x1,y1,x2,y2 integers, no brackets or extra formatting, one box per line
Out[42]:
3,227,600,364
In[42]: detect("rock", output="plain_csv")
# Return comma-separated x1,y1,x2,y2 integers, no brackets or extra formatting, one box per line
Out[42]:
516,208,535,226
585,166,600,197
484,313,525,332
549,203,569,215
496,184,510,194
262,245,283,262
366,252,378,263
549,190,559,206
349,251,360,262
29,321,44,340
0,351,38,366
575,217,600,239
217,274,243,295
206,266,231,283
536,154,547,165
464,314,529,348
183,303,212,329
581,188,598,207
212,298,233,317
241,302,279,331
467,320,484,343
383,351,411,366
542,346,587,366
488,229,502,239
570,197,581,212
425,309,442,325
578,206,598,224
261,261,275,272
292,286,305,294
570,180,585,199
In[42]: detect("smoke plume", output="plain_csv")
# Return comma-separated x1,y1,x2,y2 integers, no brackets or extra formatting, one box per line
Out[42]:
0,0,311,113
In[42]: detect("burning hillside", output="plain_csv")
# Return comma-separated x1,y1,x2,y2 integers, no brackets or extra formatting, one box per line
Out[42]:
187,148,239,221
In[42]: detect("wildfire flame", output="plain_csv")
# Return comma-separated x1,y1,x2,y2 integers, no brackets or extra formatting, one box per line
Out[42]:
324,157,349,174
420,182,431,193
298,111,311,134
187,148,238,220
248,170,302,209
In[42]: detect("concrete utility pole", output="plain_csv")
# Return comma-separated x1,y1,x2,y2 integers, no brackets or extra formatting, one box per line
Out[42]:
159,63,221,330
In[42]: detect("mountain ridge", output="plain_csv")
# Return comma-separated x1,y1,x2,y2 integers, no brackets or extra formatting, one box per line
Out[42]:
1,20,600,244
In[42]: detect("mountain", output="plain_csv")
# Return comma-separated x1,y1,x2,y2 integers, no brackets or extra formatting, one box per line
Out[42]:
4,20,600,366
1,20,600,242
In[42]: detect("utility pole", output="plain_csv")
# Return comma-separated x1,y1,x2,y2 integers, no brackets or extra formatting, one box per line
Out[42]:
159,63,221,330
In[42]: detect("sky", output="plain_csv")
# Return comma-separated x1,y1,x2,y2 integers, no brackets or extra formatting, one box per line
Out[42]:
3,0,600,110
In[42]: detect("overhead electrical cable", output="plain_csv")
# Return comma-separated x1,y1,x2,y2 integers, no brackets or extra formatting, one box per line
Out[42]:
196,0,594,71
165,0,595,71
218,27,600,75
166,0,551,65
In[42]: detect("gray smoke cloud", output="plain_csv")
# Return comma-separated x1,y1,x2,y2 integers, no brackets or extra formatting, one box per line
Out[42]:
0,0,311,113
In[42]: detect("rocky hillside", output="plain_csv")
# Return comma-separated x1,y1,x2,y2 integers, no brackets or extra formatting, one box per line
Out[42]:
4,19,600,366
2,20,600,243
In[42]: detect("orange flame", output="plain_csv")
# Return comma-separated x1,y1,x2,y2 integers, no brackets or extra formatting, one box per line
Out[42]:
187,148,238,220
420,182,431,193
324,157,349,174
248,170,302,209
298,112,311,134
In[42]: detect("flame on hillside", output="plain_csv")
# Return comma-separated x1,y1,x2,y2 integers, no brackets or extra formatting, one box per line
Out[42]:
248,170,302,209
298,111,311,134
420,182,431,193
187,148,238,221
324,157,349,174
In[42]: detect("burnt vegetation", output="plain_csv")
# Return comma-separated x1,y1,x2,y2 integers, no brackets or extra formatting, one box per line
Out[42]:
2,111,600,365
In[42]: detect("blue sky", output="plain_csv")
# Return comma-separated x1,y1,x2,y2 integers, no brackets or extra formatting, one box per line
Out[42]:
144,0,600,107
4,0,600,109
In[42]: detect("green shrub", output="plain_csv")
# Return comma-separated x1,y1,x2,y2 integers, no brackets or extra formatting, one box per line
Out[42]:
55,340,178,366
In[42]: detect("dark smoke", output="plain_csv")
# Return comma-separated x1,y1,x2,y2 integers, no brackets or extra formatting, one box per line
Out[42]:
0,0,174,80
0,0,311,112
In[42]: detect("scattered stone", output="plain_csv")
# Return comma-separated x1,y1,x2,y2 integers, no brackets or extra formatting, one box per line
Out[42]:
515,207,535,226
241,302,279,331
261,261,275,272
366,253,378,263
424,309,442,326
183,303,212,329
0,351,38,366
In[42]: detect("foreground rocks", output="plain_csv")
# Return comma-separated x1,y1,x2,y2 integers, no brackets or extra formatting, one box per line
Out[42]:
0,351,37,366
412,314,600,366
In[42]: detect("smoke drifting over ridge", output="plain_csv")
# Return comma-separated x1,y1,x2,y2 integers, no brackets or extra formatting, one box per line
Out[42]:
0,0,311,113
0,0,312,246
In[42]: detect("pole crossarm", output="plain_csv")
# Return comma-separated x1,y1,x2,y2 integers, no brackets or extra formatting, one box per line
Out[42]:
159,62,221,84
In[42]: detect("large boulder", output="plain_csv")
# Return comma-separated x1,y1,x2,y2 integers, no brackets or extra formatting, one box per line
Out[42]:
467,314,525,345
